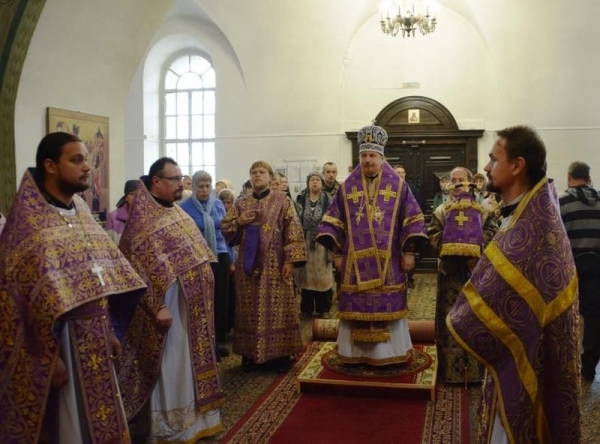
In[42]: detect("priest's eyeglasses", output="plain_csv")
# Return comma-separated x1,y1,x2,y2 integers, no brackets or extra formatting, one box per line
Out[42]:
158,175,184,182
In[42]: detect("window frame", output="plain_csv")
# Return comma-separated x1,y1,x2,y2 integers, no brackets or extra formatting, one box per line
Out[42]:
159,51,216,178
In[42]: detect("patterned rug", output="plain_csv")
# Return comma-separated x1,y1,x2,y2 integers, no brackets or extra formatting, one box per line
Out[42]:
321,345,433,379
221,341,469,444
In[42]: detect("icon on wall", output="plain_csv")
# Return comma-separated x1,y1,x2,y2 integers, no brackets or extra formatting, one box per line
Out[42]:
408,109,420,124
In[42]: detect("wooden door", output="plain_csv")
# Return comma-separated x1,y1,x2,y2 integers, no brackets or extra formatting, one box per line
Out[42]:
385,142,466,214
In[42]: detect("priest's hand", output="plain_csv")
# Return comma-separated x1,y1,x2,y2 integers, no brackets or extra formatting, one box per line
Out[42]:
402,253,415,273
282,262,294,278
156,306,173,330
52,357,69,388
108,331,122,358
238,210,258,227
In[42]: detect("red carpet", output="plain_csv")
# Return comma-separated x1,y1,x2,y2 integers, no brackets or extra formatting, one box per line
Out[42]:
269,395,428,443
221,342,469,444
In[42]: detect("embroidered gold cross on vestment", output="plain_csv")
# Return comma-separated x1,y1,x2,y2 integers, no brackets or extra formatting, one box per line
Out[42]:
454,211,470,226
379,184,397,203
347,186,364,204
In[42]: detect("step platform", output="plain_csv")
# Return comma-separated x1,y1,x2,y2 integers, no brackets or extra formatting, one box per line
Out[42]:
297,342,438,401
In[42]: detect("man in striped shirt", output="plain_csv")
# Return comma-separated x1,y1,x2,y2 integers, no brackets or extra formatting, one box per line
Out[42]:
559,161,600,382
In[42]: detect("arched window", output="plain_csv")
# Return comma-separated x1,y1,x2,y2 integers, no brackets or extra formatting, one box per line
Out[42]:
163,54,215,179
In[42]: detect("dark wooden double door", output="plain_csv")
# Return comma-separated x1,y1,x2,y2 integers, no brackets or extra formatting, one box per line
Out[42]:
385,141,466,217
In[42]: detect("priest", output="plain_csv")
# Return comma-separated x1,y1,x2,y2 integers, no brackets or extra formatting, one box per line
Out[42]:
116,157,223,442
0,132,146,443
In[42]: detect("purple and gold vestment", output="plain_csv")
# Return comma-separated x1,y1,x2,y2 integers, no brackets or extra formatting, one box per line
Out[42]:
116,180,224,420
222,190,307,364
317,162,426,363
428,192,498,383
448,177,581,443
0,170,146,443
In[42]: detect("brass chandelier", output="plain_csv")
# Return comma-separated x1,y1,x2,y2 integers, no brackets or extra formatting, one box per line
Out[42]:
380,1,437,38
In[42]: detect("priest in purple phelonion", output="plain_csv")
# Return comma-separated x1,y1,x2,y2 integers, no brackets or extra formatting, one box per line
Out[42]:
0,132,146,443
317,125,427,366
448,126,580,443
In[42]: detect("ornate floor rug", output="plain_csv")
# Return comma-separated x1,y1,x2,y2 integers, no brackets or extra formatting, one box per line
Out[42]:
220,341,469,444
297,342,437,401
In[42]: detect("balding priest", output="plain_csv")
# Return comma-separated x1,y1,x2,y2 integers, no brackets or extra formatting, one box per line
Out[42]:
317,125,427,365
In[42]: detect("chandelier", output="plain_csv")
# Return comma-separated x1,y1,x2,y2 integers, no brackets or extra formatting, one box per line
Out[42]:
380,1,437,38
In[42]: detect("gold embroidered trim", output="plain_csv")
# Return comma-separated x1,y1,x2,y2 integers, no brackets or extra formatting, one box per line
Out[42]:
337,308,409,322
321,214,346,230
458,281,549,443
352,329,391,342
402,213,425,227
485,242,577,327
340,283,406,292
356,278,384,291
440,243,481,258
500,177,547,232
446,198,484,213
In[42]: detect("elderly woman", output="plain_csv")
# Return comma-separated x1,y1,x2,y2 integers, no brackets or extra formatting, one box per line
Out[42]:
215,178,234,196
295,172,333,319
180,170,231,358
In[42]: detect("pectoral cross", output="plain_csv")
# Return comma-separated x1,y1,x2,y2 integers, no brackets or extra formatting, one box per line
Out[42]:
91,262,106,286
454,211,469,227
355,208,364,223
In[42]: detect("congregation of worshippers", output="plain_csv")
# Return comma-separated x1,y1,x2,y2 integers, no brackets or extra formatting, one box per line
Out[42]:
1,124,597,443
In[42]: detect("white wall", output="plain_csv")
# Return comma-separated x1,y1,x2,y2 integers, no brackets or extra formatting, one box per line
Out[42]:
14,0,174,207
17,0,598,205
124,0,600,197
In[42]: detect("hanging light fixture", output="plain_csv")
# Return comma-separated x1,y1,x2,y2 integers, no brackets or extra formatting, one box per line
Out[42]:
380,1,437,38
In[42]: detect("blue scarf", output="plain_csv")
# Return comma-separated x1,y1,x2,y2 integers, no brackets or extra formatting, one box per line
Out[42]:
191,194,217,255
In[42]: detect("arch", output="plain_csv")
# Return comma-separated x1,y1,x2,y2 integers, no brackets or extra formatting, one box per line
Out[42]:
0,0,47,214
375,96,458,134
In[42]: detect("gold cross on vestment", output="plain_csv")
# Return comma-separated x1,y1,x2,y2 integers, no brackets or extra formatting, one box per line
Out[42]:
454,211,470,227
347,186,364,204
379,184,397,203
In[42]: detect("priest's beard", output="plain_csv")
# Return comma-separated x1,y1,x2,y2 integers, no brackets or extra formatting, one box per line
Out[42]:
486,181,501,194
58,176,89,195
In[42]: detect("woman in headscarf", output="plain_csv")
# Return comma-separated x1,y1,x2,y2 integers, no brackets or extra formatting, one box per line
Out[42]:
105,179,137,244
214,178,234,197
294,172,334,319
180,170,231,358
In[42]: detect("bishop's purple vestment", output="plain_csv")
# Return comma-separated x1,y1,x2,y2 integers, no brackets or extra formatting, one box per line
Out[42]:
317,162,426,365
